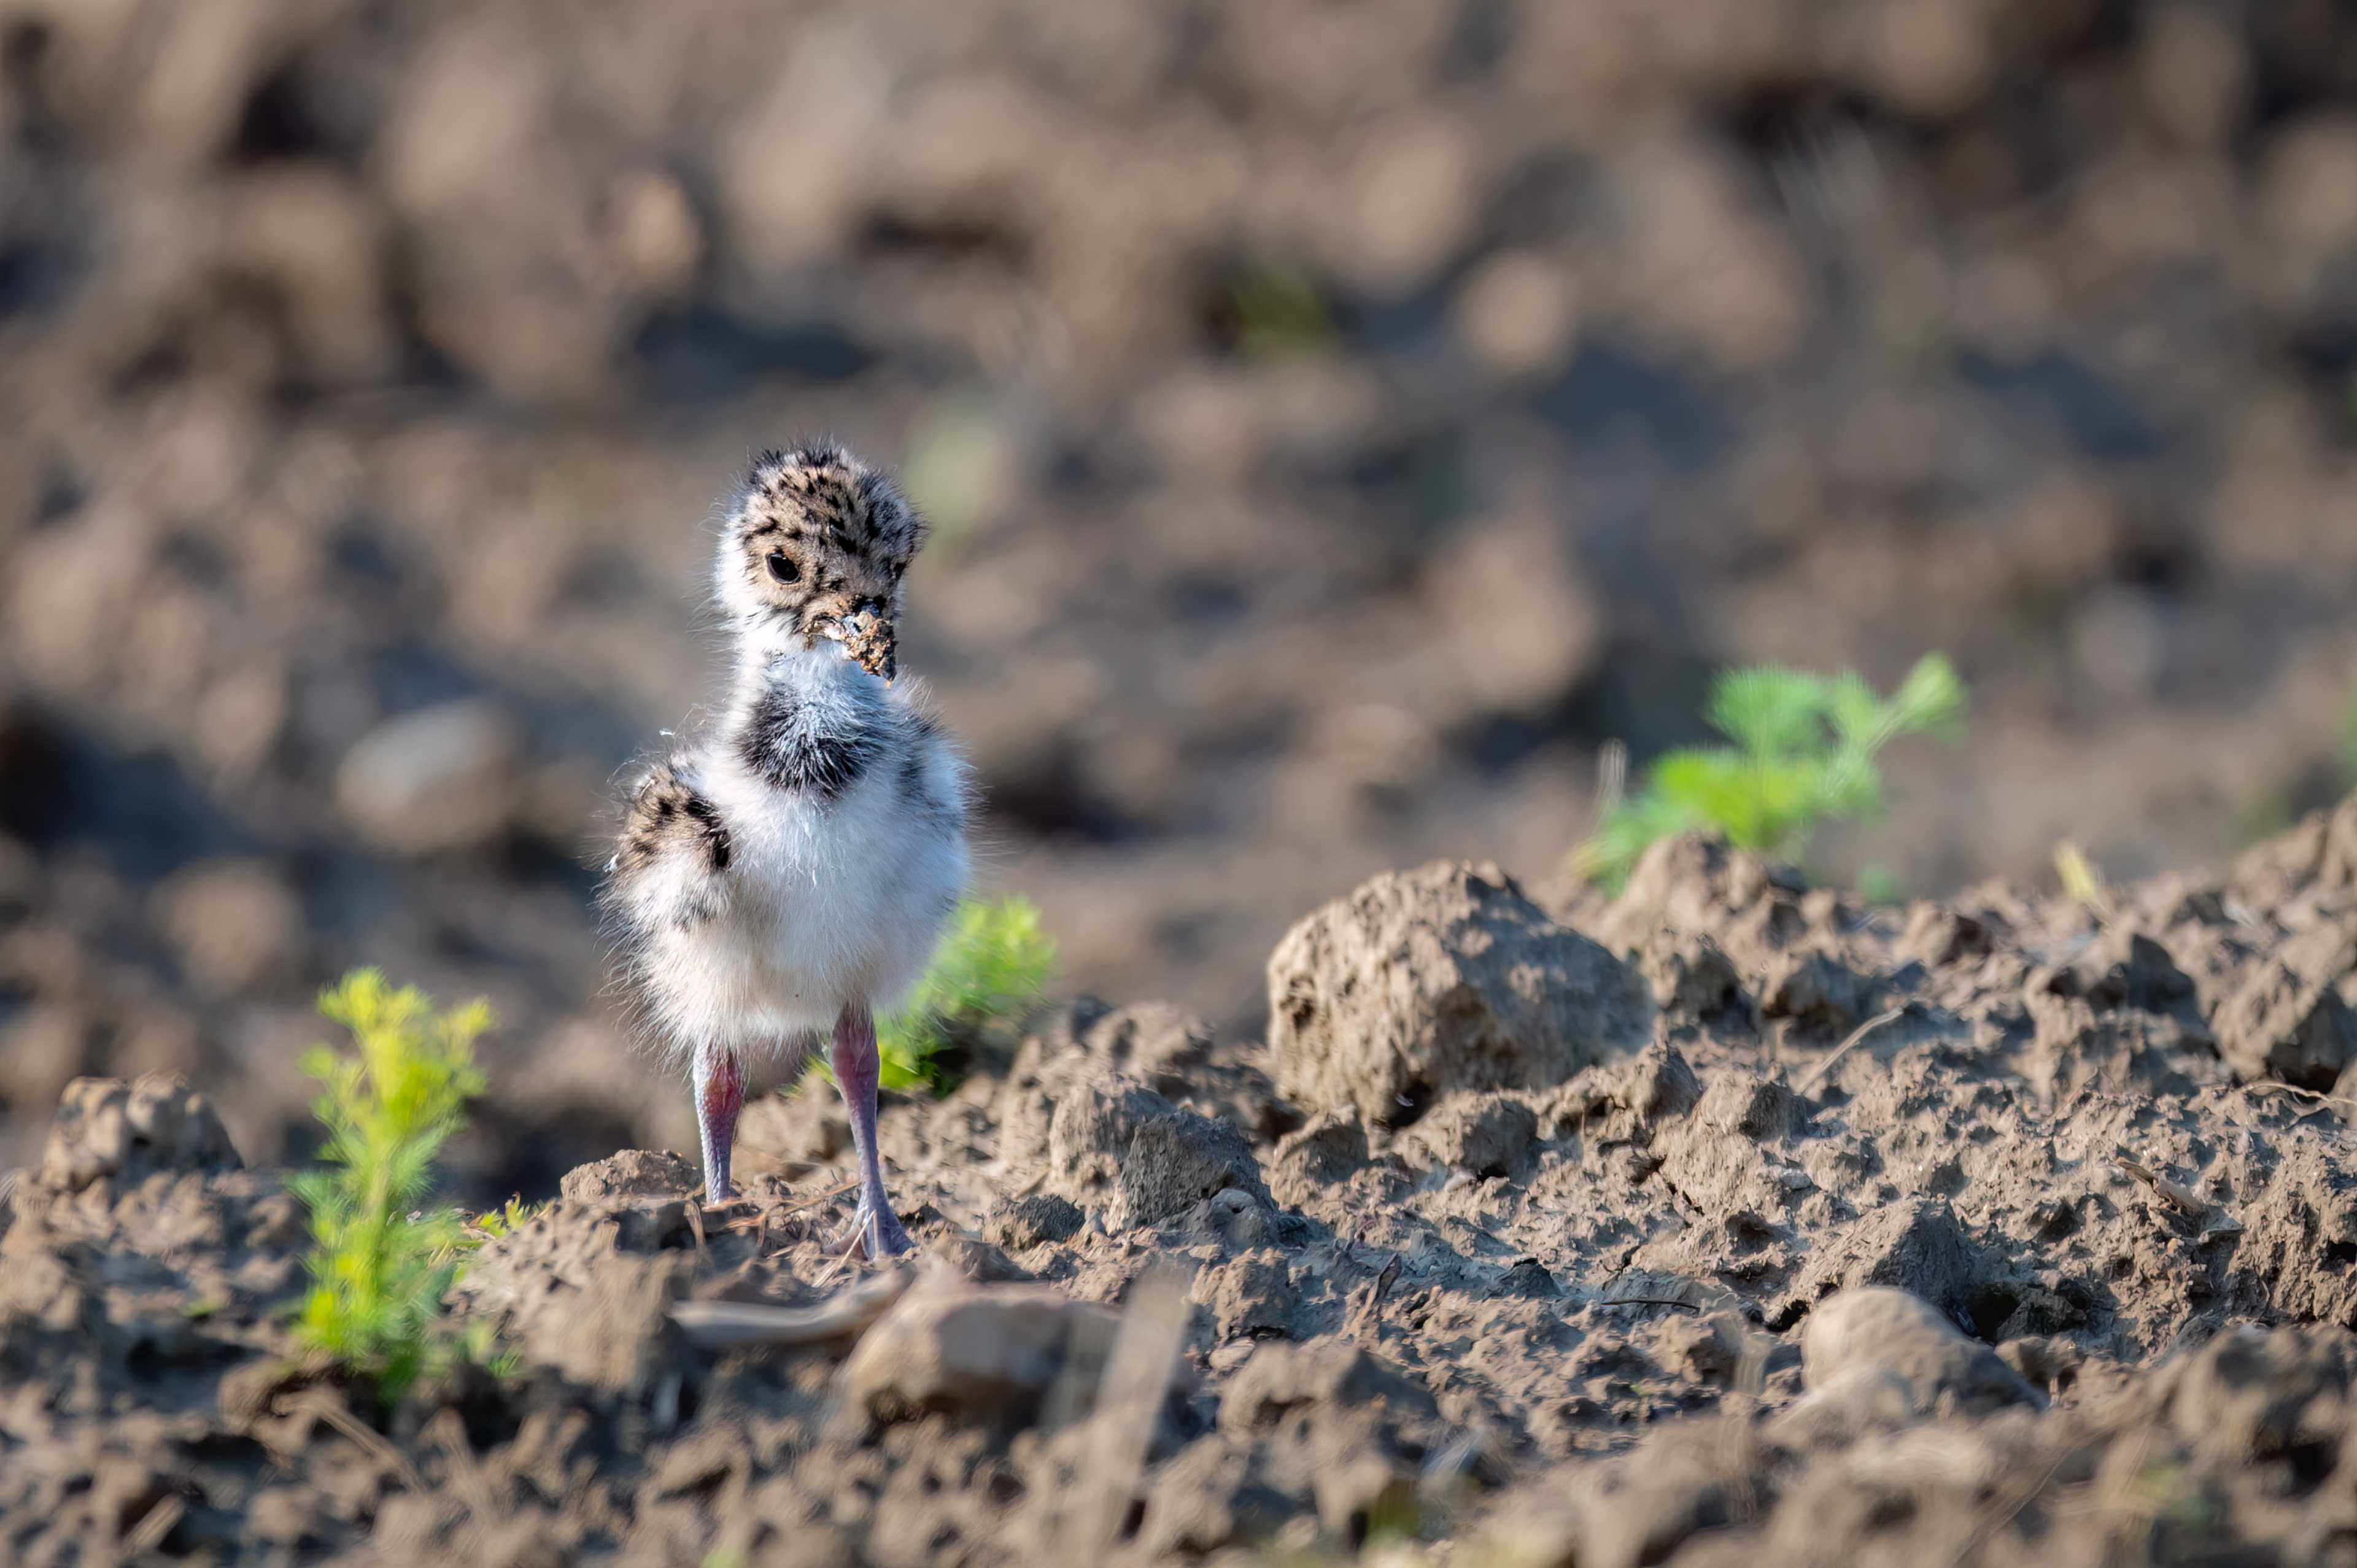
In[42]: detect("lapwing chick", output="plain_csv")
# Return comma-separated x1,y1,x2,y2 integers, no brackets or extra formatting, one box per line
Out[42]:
603,444,970,1258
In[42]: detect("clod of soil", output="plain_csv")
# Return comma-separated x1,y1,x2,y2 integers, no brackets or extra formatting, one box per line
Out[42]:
25,810,2357,1563
1268,858,1654,1127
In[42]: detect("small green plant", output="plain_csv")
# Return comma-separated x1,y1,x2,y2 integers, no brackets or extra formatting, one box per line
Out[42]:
288,969,492,1403
464,1195,548,1244
830,895,1056,1092
1574,653,1968,893
1218,258,1333,361
2054,839,2112,917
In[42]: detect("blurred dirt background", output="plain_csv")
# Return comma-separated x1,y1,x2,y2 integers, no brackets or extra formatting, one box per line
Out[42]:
4,0,2357,1197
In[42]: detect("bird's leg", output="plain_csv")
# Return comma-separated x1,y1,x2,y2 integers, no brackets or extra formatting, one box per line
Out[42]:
692,1045,748,1205
828,1003,913,1258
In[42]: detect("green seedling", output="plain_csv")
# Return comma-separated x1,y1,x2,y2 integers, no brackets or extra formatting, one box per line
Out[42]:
1575,653,1968,893
288,968,491,1404
2054,839,2113,919
464,1195,548,1245
1220,258,1333,361
880,893,1056,1089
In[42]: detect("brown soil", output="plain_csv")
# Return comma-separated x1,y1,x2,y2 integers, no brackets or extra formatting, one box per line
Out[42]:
13,0,2357,1208
18,805,2357,1566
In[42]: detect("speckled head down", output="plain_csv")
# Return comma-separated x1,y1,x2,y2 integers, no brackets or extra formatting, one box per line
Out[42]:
716,443,927,680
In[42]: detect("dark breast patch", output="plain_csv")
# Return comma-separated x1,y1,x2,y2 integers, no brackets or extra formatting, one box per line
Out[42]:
737,687,881,802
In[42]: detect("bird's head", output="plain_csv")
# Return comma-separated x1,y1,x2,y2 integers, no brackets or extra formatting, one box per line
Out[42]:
718,444,926,681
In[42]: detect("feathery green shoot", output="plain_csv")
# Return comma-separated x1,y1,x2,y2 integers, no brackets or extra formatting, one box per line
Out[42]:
869,895,1056,1091
288,969,491,1402
1575,654,1968,892
464,1195,548,1245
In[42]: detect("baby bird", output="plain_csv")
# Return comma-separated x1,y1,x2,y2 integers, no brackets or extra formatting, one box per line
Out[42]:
603,444,970,1258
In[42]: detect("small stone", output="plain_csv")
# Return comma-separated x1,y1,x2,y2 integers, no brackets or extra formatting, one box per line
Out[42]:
841,1264,1126,1426
335,698,521,854
1800,1286,2043,1416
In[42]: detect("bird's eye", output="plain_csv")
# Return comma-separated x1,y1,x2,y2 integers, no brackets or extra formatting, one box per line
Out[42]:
765,550,800,584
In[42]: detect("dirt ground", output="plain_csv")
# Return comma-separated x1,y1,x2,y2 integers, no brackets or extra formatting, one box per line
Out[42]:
11,0,2357,1203
14,801,2357,1565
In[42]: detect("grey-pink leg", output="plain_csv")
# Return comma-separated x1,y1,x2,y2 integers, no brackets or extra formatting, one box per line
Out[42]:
693,1046,747,1203
829,1004,912,1258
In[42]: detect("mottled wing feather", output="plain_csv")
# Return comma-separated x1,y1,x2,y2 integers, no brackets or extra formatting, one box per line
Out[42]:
610,760,733,931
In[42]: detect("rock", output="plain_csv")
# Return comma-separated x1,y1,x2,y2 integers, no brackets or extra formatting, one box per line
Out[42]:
1268,859,1652,1126
840,1264,1126,1426
1399,1092,1538,1178
1800,1286,2045,1416
983,1192,1086,1251
335,698,521,854
560,1149,701,1203
1197,1249,1298,1340
1112,1109,1272,1230
38,1073,241,1193
1266,1110,1369,1208
2215,922,2357,1087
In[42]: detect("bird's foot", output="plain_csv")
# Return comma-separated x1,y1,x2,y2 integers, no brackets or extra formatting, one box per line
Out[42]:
830,1197,914,1260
